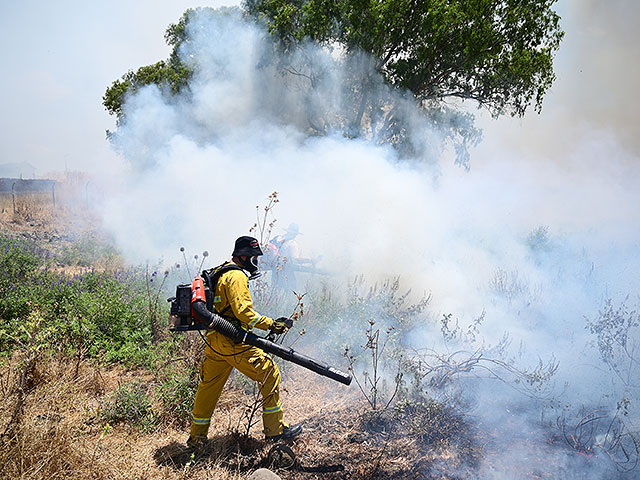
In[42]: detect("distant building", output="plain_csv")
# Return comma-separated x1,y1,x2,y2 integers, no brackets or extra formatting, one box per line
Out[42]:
0,162,37,179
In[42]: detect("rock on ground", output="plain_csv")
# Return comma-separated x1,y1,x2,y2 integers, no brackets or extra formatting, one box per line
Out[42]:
247,468,282,480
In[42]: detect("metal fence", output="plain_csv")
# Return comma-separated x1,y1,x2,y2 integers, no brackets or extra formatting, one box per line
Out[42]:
0,178,58,214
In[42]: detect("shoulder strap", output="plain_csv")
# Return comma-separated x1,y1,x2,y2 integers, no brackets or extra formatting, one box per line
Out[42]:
202,262,243,293
201,263,244,316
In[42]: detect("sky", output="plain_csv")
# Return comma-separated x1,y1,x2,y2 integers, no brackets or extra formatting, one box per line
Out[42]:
0,0,230,176
0,1,638,177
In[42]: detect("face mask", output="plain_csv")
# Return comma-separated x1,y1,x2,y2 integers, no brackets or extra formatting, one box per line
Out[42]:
242,255,261,279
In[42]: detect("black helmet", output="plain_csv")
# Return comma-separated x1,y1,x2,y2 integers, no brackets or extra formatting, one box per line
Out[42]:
233,236,263,257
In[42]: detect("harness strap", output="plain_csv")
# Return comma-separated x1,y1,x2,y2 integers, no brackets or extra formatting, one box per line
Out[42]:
202,263,245,329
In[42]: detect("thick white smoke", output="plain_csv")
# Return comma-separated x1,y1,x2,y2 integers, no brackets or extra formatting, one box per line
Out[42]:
101,5,640,478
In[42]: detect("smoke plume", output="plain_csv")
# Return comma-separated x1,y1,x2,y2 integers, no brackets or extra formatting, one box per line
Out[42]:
102,4,640,478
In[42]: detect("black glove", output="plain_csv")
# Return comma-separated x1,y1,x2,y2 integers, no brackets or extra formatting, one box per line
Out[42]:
270,317,293,334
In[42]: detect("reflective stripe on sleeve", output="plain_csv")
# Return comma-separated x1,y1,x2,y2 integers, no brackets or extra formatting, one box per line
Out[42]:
248,313,265,328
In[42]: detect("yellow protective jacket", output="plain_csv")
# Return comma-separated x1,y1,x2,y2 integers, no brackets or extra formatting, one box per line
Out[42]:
210,262,274,331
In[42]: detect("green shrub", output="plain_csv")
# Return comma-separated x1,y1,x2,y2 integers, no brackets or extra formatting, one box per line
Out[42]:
98,381,156,427
0,234,166,367
157,370,199,427
0,236,46,284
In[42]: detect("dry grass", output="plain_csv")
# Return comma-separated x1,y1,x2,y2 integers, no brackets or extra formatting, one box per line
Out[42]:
0,348,486,480
0,355,107,480
0,190,123,276
0,176,102,245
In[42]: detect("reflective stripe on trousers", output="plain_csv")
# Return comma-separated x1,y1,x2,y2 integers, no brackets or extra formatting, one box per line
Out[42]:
190,331,285,438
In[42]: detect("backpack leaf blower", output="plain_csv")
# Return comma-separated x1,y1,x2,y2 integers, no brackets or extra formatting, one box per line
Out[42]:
168,282,352,386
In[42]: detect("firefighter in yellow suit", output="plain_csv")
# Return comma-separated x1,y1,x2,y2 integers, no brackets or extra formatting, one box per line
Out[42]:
187,236,302,449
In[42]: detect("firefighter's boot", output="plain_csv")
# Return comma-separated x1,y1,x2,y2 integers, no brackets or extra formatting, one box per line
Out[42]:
265,423,302,441
186,434,208,451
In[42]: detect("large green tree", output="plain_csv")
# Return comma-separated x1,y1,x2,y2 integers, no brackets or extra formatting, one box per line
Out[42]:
104,1,563,166
245,0,563,164
246,0,563,114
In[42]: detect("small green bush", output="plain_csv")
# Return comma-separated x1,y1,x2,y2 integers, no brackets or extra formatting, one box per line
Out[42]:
98,381,156,427
0,236,46,283
157,370,199,427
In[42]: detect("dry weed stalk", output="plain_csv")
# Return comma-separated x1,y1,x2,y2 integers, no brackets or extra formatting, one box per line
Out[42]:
404,345,558,401
557,404,640,472
249,191,279,246
145,264,171,343
345,319,400,411
1,311,48,438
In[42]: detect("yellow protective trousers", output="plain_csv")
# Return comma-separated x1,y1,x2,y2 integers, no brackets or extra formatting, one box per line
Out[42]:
190,330,284,439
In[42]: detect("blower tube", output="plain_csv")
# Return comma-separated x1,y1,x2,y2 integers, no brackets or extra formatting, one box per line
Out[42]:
191,301,352,386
